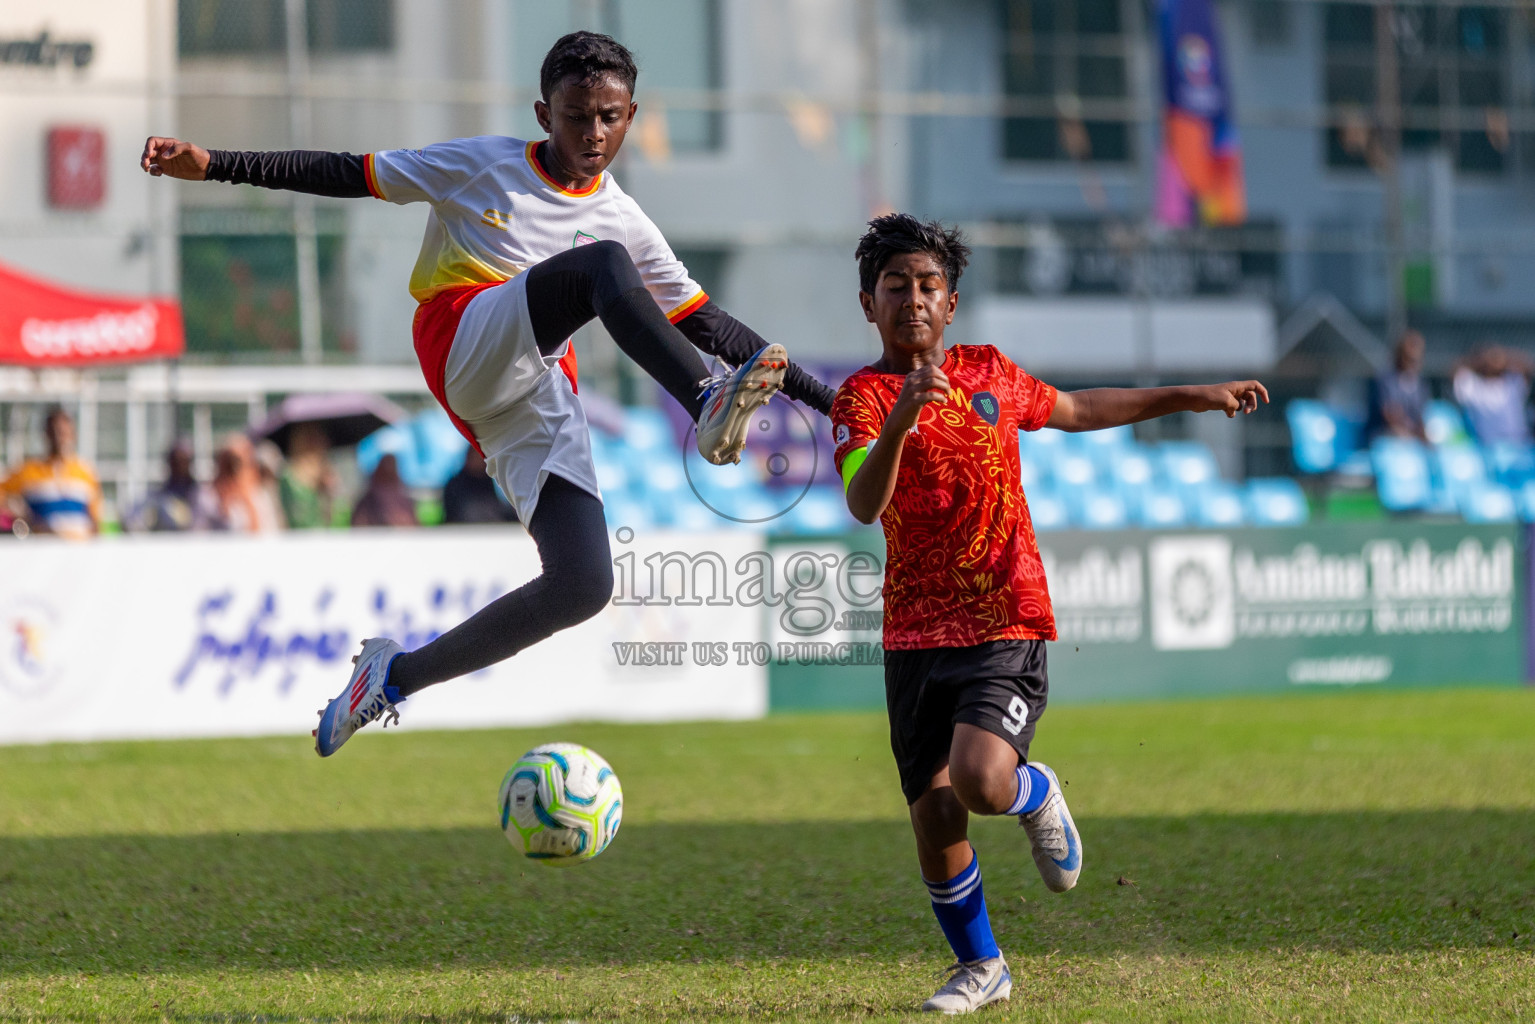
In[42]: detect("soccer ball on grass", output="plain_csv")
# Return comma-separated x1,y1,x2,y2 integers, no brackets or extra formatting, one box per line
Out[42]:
498,742,623,865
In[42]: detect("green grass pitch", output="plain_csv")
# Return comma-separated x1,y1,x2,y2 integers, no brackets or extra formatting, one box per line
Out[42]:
1,687,1533,1022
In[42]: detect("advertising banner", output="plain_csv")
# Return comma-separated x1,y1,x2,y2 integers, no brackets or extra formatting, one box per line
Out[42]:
768,523,1524,710
0,259,184,366
0,528,766,745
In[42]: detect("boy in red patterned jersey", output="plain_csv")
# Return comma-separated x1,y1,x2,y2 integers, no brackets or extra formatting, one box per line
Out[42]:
832,214,1267,1015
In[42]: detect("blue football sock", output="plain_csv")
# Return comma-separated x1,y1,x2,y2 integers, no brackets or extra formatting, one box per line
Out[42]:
924,851,1000,964
1004,764,1051,816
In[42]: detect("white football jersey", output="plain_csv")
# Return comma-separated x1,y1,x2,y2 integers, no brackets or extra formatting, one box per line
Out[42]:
365,136,706,320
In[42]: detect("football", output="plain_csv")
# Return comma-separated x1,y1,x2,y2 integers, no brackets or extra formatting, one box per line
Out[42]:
498,742,623,865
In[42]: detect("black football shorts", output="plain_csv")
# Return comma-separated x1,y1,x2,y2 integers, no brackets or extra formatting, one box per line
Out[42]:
883,639,1050,805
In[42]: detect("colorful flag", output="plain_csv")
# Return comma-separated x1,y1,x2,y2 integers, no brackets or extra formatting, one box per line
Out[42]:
1155,0,1246,227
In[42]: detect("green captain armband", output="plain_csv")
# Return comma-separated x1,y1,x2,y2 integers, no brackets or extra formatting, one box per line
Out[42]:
840,441,874,492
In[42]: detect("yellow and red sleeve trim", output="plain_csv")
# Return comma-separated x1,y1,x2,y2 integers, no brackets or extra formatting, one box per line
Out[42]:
362,153,385,200
526,141,603,197
666,290,709,324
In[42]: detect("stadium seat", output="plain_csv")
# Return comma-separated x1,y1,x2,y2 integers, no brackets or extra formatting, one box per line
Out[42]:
1019,457,1044,492
1246,477,1310,526
1423,400,1467,446
1516,481,1535,522
622,406,676,454
1371,438,1433,512
1105,446,1157,491
1486,442,1535,488
1075,488,1129,530
1076,424,1134,456
1019,427,1072,462
1433,444,1487,499
1135,487,1188,528
1285,399,1345,474
1052,449,1097,489
1027,490,1070,531
1192,482,1246,527
781,486,855,534
1458,480,1517,523
1158,441,1221,491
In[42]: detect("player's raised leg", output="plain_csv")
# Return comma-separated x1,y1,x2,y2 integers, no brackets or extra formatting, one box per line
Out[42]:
522,240,786,465
949,723,1082,894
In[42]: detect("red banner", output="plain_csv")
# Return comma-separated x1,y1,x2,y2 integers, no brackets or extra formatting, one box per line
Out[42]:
0,261,183,366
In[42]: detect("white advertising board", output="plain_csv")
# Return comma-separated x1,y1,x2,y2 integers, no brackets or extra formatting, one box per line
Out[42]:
0,527,768,744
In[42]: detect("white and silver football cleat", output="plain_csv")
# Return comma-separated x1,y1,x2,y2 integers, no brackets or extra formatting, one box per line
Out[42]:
695,343,788,465
1018,762,1082,893
313,637,405,757
921,956,1012,1015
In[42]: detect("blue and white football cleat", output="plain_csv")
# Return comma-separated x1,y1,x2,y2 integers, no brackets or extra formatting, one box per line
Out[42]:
921,956,1011,1015
695,343,788,465
1018,762,1082,893
314,637,405,757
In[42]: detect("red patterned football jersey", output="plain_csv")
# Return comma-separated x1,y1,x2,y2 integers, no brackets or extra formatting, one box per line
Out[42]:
831,345,1059,649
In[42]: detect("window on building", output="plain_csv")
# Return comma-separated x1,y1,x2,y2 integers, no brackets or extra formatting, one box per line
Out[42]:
1322,3,1511,174
1000,0,1133,164
179,0,393,57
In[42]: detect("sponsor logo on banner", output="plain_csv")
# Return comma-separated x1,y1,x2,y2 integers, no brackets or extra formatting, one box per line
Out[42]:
1041,546,1143,643
0,598,62,698
1150,536,1235,650
21,305,160,360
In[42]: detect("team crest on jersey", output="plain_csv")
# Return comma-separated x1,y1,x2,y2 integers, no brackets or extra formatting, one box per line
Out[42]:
971,391,1000,426
572,231,599,247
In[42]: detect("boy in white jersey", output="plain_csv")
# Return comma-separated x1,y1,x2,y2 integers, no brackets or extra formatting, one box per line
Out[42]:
142,32,836,755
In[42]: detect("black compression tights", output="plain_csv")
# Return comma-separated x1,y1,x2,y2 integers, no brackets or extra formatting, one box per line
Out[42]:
525,240,710,420
386,474,613,696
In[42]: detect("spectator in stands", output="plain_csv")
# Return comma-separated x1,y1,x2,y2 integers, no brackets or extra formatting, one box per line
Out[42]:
351,453,418,528
1453,345,1532,445
126,439,218,532
1367,330,1429,441
0,406,101,539
278,423,336,529
442,448,518,525
211,434,282,533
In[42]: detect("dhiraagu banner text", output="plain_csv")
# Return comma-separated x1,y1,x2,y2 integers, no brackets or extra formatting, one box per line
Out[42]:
767,522,1524,710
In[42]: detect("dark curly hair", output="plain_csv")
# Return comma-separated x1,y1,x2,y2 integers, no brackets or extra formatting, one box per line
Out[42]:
854,213,970,294
540,31,638,102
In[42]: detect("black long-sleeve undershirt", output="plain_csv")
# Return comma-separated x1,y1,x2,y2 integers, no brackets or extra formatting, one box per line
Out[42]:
204,147,836,414
206,148,371,198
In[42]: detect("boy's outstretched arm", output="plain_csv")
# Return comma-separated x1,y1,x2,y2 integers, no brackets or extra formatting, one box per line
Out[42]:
844,364,950,523
141,137,373,198
1047,380,1269,432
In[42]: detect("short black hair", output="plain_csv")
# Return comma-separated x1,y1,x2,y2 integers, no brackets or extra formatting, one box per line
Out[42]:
854,213,970,294
540,31,638,102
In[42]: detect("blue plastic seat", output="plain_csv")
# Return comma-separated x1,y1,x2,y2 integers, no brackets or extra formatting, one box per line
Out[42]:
1158,442,1221,491
1286,399,1344,474
1516,481,1535,522
1458,480,1516,523
1019,427,1072,459
1485,442,1535,488
1433,444,1487,499
1075,488,1128,530
1052,449,1097,490
1246,477,1310,526
1135,488,1188,528
1027,491,1070,531
1371,438,1433,511
1106,446,1157,491
1193,482,1246,527
622,406,677,454
1424,400,1467,447
781,487,853,534
1019,457,1044,492
1076,424,1134,457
